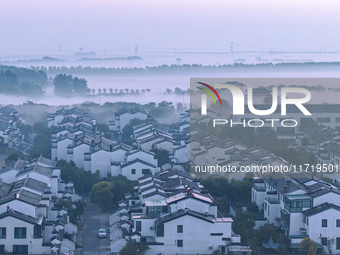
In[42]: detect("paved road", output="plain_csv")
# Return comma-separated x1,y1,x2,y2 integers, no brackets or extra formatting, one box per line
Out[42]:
82,197,111,255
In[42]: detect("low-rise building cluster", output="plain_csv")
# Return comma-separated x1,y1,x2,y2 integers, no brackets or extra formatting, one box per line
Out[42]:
109,165,244,255
0,155,80,254
0,106,31,155
50,106,190,179
252,172,340,253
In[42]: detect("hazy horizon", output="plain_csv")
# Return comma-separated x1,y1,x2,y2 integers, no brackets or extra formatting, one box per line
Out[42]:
1,0,340,55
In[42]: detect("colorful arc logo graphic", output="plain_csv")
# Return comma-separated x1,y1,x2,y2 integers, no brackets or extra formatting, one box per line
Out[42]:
197,82,223,106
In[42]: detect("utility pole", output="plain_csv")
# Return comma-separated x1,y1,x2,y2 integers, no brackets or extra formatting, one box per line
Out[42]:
230,42,234,53
134,43,139,55
58,43,62,52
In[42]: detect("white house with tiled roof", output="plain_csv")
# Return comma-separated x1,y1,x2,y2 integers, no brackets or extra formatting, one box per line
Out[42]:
110,168,243,254
109,106,148,132
0,163,78,255
251,171,340,253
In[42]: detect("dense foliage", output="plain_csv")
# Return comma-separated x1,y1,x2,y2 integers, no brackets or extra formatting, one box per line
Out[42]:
89,176,137,211
57,160,100,195
0,65,47,86
53,74,89,95
299,237,317,255
0,70,44,95
54,198,87,225
119,242,149,255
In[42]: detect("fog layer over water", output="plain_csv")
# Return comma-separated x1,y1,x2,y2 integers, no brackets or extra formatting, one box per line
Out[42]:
1,74,340,106
2,52,340,106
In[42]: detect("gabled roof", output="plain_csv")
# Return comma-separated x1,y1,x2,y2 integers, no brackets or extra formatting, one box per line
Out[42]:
142,190,167,199
121,158,156,169
303,203,340,217
156,209,215,225
161,177,201,192
158,167,191,180
0,179,43,206
166,191,213,204
116,106,148,116
129,231,141,237
126,148,155,157
0,210,41,225
17,164,54,178
140,184,163,193
308,187,340,198
24,177,48,192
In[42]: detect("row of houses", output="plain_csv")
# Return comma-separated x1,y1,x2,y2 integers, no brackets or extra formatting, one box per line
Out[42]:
109,165,249,255
234,104,340,136
189,123,289,180
108,106,148,132
296,124,340,183
189,106,340,253
50,106,191,180
47,107,96,129
0,106,32,155
0,155,81,254
252,172,340,253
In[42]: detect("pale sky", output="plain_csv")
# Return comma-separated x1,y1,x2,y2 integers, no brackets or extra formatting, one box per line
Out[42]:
0,0,339,54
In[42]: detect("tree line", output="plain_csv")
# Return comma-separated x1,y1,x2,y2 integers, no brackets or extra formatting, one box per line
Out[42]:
21,61,340,76
0,70,45,96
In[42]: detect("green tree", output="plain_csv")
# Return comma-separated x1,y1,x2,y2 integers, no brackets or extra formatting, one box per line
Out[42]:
54,198,86,224
0,70,18,86
7,149,25,161
218,195,229,215
119,242,149,255
247,202,259,214
122,124,133,139
233,211,256,245
19,81,44,96
33,122,50,135
72,77,88,94
150,147,169,167
299,237,317,255
57,160,100,195
30,134,51,158
90,181,115,211
20,124,33,142
53,74,73,95
250,224,290,254
301,137,309,146
229,179,252,205
165,88,172,94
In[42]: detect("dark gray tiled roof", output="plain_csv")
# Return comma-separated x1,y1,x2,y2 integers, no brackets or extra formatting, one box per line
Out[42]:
303,203,340,217
0,187,42,206
0,210,40,224
158,167,191,181
24,178,48,192
121,158,156,169
156,209,214,225
17,164,54,177
142,190,167,199
161,177,201,192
